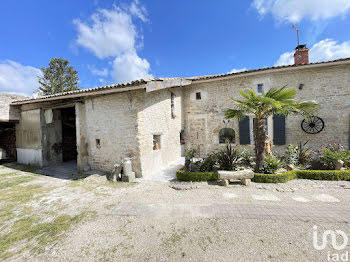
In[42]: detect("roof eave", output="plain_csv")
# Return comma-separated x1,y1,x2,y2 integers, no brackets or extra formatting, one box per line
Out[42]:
11,84,147,106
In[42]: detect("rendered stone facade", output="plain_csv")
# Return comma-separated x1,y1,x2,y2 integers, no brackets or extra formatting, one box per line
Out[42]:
137,87,184,176
9,58,350,176
184,63,350,155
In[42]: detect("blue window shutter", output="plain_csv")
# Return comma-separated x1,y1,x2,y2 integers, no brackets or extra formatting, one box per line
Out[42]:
239,116,250,145
273,114,286,145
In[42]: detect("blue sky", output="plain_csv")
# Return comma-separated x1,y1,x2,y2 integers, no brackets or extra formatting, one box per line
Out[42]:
1,0,350,96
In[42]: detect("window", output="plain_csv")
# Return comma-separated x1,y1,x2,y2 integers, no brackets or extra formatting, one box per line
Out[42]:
257,84,263,93
96,139,101,149
153,135,161,150
196,92,201,100
180,130,185,145
171,92,176,118
219,128,235,144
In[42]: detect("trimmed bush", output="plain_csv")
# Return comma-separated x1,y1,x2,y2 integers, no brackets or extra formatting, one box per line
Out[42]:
295,170,350,181
252,171,297,183
177,169,350,183
176,170,218,182
253,170,350,183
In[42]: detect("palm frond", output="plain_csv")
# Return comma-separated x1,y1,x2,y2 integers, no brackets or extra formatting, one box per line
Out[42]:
224,109,246,120
225,86,318,120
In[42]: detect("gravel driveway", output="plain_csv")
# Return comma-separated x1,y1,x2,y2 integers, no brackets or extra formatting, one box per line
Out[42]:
1,163,350,262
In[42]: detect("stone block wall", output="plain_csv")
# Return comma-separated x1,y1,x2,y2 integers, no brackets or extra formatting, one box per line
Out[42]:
183,63,350,156
0,93,27,121
82,91,143,176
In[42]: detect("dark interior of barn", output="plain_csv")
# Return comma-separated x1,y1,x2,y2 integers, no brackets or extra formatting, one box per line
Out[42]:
0,122,16,161
60,107,77,162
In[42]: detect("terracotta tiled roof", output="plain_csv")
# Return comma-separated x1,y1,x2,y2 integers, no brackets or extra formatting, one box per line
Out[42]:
11,57,350,105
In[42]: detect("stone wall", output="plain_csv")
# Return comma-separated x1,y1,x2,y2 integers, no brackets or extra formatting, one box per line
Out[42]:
183,63,350,156
0,93,27,121
76,102,89,173
82,91,143,176
137,87,184,176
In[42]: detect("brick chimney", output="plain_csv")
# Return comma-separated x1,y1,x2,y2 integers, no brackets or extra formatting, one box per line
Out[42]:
294,44,309,65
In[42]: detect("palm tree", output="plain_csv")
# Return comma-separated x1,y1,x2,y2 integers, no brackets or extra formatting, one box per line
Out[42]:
224,86,318,173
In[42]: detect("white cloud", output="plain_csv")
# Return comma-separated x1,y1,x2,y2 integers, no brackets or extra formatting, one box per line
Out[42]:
74,8,136,59
274,39,350,66
129,0,148,22
87,65,109,77
228,67,248,74
0,60,41,96
252,0,350,23
111,51,152,83
310,39,350,62
274,51,294,66
74,1,152,84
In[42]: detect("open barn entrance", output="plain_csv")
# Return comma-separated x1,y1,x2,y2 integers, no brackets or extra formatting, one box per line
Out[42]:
0,122,16,162
60,107,77,162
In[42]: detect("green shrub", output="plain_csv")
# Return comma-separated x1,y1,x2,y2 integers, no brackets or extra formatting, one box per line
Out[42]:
297,141,313,166
264,155,283,174
184,147,199,171
253,170,350,183
283,144,298,165
199,153,218,172
295,170,350,181
282,142,313,167
185,147,199,160
237,148,254,167
320,147,350,170
176,170,219,182
216,143,241,171
252,171,297,183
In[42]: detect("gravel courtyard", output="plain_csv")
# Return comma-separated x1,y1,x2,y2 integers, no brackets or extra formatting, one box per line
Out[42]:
1,163,350,262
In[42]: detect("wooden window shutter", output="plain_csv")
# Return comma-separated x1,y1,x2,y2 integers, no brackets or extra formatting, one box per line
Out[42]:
273,114,286,145
239,116,250,145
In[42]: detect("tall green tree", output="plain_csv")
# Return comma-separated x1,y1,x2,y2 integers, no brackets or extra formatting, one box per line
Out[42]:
225,86,318,173
37,58,80,95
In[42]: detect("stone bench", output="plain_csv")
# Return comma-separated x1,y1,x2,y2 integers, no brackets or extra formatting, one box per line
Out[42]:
218,170,254,186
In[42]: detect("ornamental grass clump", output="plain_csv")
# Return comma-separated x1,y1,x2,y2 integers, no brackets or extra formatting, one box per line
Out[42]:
264,155,283,174
216,143,242,171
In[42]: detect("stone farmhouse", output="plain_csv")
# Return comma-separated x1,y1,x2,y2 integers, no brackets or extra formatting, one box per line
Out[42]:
1,45,350,177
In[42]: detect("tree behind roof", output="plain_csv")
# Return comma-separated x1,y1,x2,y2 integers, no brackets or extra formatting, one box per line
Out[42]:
37,58,80,95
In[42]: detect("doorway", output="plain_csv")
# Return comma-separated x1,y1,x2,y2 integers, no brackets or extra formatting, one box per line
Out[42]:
0,122,16,161
60,107,77,162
